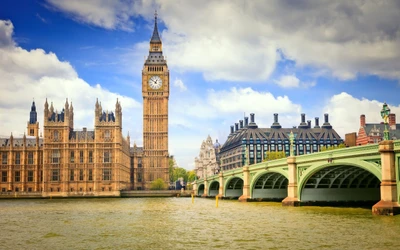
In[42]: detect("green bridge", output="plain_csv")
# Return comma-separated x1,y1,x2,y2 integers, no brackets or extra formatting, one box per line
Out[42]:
194,140,400,215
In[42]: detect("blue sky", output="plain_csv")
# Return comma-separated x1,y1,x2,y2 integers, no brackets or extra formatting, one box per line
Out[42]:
1,0,400,169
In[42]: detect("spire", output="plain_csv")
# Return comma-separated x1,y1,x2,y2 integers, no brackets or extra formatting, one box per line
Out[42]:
29,99,37,124
150,10,161,43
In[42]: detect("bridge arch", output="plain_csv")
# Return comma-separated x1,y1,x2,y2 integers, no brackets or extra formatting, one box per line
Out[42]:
208,181,220,196
299,161,381,204
197,184,205,196
224,176,243,198
251,170,289,200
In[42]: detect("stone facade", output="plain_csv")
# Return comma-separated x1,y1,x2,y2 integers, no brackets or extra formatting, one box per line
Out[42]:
139,13,170,189
0,99,131,196
194,135,221,179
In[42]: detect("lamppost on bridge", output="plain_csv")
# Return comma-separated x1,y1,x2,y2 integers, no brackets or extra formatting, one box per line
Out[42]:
289,130,295,157
380,102,391,141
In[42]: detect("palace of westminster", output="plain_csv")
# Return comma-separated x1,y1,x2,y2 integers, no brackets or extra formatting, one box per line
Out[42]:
0,14,169,196
0,14,347,196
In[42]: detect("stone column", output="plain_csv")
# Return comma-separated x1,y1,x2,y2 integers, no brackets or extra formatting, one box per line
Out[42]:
282,156,300,206
372,140,400,215
201,178,208,197
239,166,250,202
218,172,224,198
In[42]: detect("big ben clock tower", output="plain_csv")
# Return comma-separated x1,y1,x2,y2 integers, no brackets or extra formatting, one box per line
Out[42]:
142,12,169,189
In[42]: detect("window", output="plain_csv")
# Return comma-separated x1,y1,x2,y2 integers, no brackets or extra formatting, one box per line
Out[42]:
138,158,142,168
105,130,110,140
15,152,20,165
89,151,93,163
271,145,275,151
249,144,254,150
70,151,75,163
138,173,142,182
30,129,34,135
52,150,60,164
1,171,7,182
88,169,93,181
70,169,74,181
52,169,59,181
54,131,59,141
103,168,111,181
28,152,34,164
79,169,84,181
2,153,7,164
15,171,20,182
256,144,261,151
79,151,84,163
104,152,111,163
28,171,34,182
278,144,283,151
40,170,43,182
313,145,318,151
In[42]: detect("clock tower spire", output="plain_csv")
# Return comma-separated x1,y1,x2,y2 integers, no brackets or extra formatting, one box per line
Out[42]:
140,11,170,189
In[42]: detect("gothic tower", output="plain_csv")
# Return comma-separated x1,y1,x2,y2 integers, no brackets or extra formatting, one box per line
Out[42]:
27,100,39,137
142,12,169,189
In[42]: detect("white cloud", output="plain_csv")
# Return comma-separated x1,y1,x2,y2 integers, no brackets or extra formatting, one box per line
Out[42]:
0,20,141,141
274,75,316,88
45,0,400,81
323,92,400,138
173,78,187,92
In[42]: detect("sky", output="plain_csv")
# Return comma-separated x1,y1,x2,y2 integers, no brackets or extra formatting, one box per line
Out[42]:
0,0,400,170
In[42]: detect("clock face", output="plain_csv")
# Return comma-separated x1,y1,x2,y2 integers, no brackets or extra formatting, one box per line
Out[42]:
148,75,162,90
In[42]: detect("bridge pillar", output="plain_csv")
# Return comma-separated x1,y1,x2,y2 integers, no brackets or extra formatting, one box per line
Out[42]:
201,178,208,198
282,156,300,206
218,172,224,198
239,166,250,202
372,140,400,215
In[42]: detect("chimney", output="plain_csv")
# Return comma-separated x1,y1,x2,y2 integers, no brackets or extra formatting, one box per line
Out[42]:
83,127,87,132
239,120,244,129
360,114,366,127
322,113,332,129
274,113,278,123
250,113,255,123
324,113,329,123
314,117,320,128
230,125,234,134
389,113,396,129
271,113,282,129
307,120,311,128
235,123,239,132
301,113,305,123
244,117,249,127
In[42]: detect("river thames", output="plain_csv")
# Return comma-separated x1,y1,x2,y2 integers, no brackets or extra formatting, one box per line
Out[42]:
1,197,400,249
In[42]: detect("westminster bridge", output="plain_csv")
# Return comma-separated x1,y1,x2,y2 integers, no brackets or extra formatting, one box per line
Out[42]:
194,140,400,215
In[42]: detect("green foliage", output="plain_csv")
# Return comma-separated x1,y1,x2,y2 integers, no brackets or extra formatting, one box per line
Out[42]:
320,143,346,152
187,170,196,182
150,178,167,190
168,157,175,182
263,151,286,161
173,167,188,182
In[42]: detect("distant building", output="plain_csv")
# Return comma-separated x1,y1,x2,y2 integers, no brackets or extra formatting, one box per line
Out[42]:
356,113,399,145
344,132,357,147
194,135,221,179
219,113,343,171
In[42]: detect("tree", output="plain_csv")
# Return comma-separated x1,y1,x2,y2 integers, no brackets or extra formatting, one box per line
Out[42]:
150,178,167,190
187,170,196,182
263,151,286,161
320,143,346,152
173,167,188,182
168,156,175,182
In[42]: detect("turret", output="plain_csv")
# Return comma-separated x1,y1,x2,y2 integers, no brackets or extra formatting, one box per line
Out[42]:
28,100,39,136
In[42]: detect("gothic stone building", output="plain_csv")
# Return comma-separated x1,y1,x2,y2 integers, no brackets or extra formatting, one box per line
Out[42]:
0,99,131,196
194,135,221,179
219,113,343,171
0,13,170,194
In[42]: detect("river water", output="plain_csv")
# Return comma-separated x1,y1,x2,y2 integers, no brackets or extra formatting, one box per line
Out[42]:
1,197,400,249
